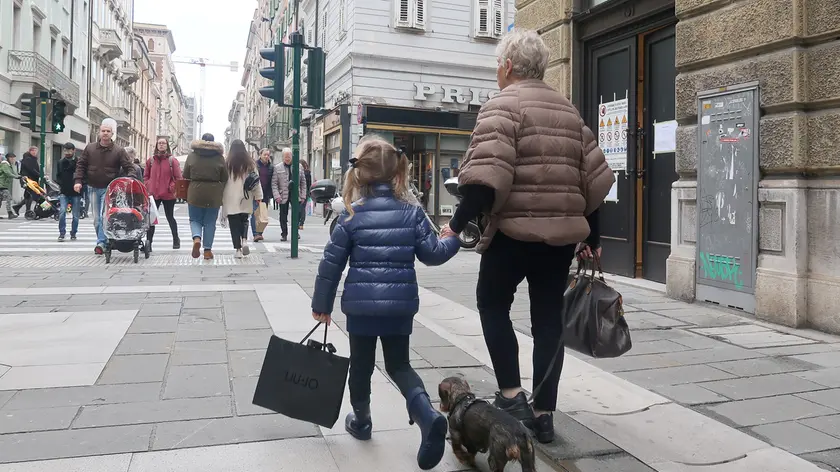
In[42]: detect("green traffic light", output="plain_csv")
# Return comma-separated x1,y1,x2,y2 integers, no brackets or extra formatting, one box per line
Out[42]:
51,100,67,134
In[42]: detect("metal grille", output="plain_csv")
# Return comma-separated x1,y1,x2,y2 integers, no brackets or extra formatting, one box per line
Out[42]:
0,254,266,268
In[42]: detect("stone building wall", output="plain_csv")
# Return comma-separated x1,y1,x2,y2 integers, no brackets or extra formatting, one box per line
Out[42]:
516,0,840,333
668,0,840,333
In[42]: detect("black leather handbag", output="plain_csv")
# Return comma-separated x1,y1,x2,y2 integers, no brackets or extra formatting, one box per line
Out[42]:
563,253,632,358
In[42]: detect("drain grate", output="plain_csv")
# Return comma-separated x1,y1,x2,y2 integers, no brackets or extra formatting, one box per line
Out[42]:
0,254,266,268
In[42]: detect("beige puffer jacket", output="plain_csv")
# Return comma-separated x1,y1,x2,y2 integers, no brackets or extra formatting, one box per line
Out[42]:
458,79,615,253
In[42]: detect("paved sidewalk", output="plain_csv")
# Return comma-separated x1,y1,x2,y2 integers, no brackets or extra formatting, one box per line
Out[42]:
0,222,837,471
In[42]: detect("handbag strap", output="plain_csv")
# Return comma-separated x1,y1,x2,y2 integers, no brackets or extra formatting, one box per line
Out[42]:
299,322,329,350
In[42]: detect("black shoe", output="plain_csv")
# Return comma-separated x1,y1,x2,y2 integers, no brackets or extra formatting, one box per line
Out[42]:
532,413,555,443
57,235,65,242
172,237,180,250
344,404,372,440
281,235,288,242
493,391,536,430
70,234,77,241
7,212,16,220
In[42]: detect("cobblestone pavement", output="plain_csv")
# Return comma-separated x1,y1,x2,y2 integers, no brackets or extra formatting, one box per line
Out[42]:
0,214,836,471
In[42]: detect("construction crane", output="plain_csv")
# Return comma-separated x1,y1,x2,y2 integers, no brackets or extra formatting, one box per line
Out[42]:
172,57,239,137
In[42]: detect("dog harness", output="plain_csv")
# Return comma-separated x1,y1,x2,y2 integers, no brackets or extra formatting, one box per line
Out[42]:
448,392,487,432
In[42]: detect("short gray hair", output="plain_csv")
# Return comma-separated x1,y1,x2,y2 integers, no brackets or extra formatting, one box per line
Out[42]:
495,29,550,80
101,118,118,134
124,146,136,157
282,147,292,156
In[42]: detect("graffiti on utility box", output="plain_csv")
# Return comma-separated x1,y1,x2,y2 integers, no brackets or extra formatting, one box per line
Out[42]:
699,252,744,290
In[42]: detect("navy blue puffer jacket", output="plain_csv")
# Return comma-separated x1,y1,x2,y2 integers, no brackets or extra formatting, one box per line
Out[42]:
311,183,461,336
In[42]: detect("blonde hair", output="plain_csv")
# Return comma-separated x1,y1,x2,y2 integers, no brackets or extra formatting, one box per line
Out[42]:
343,134,410,219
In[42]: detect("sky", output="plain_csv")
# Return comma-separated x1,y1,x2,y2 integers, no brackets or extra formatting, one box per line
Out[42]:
134,0,256,143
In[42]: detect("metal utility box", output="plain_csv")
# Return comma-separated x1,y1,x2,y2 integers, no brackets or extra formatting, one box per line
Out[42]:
695,83,760,313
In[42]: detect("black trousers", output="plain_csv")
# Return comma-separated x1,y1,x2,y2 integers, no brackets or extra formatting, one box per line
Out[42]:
348,334,425,409
227,213,249,249
278,202,289,238
13,188,35,213
476,231,575,412
147,198,179,243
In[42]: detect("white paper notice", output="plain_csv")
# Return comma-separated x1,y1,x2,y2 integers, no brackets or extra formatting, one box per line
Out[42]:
597,98,628,172
653,120,677,154
605,174,619,202
701,115,711,125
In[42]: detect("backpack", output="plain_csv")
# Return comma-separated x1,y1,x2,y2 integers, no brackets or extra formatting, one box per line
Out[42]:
244,171,260,200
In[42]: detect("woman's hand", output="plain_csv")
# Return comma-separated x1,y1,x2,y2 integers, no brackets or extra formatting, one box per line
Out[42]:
576,243,601,260
312,312,331,326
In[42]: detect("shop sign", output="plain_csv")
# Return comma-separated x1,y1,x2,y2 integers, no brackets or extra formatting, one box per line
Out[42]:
321,108,341,131
413,83,499,106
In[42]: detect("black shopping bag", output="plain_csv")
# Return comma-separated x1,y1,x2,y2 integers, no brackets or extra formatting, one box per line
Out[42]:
563,253,632,358
252,323,350,428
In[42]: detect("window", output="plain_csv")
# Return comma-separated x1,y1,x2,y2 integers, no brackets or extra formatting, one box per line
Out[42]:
51,38,57,64
12,5,21,49
395,0,426,31
62,47,68,74
33,23,42,54
306,21,315,46
474,0,503,39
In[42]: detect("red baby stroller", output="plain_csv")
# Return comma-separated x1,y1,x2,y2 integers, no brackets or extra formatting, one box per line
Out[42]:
103,177,150,263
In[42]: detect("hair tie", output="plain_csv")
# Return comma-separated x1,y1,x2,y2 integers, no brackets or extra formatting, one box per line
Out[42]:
349,158,359,168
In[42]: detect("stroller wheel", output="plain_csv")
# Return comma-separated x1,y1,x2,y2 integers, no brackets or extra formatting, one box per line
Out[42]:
105,251,111,264
133,248,139,263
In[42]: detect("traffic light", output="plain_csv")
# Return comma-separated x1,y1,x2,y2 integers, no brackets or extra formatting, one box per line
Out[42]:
51,100,67,133
259,44,285,105
303,47,325,109
20,95,36,130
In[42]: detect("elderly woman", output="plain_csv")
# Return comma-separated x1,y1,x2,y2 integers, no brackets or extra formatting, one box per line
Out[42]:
446,29,615,444
124,147,144,183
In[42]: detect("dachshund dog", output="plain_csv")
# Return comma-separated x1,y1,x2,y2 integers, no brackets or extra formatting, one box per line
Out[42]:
438,376,536,472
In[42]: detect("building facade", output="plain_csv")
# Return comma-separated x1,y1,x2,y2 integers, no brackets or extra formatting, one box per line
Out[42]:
127,33,160,159
234,0,514,220
225,89,246,151
517,0,840,333
134,23,188,154
88,0,135,148
1,0,88,175
184,95,197,143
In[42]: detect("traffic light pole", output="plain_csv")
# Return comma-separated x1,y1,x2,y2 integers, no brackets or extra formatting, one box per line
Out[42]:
38,93,48,186
290,31,303,259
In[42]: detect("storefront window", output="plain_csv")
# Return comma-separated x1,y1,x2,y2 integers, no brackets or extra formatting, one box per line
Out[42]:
325,131,342,190
0,130,10,157
438,135,469,221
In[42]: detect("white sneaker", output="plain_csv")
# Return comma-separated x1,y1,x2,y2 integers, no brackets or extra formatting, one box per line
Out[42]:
235,249,243,259
241,241,250,256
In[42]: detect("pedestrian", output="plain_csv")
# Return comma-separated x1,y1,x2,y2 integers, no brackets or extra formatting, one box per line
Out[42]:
124,147,144,183
250,148,273,242
445,29,614,444
0,153,20,219
73,118,135,255
56,143,81,241
298,159,312,230
12,146,40,216
144,137,182,251
183,132,228,260
310,135,460,470
270,147,306,242
221,139,261,258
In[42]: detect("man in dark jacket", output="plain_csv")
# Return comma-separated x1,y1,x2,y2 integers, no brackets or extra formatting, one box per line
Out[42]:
56,143,81,241
12,146,41,216
73,118,134,254
250,148,273,241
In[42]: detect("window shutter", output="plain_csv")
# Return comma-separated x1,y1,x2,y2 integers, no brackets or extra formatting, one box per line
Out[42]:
321,10,328,49
414,0,426,28
476,0,490,35
307,22,315,45
492,0,503,36
339,0,346,32
397,0,410,25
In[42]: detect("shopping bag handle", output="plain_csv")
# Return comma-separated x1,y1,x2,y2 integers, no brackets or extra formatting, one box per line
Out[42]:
300,322,336,354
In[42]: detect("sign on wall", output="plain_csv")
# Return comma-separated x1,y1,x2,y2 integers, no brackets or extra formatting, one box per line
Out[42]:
597,95,628,172
413,83,499,106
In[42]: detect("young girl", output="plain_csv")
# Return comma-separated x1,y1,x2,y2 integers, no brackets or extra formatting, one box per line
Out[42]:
311,136,460,470
220,139,262,258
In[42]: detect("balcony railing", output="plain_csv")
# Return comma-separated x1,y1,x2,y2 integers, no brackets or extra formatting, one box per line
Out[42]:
7,50,80,108
111,106,130,125
98,29,123,62
246,126,264,145
121,61,139,84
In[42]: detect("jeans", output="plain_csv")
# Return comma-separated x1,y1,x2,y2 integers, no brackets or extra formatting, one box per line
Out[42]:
147,199,179,244
58,195,81,236
227,213,249,249
90,187,107,246
348,334,425,409
188,204,219,250
476,231,576,412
